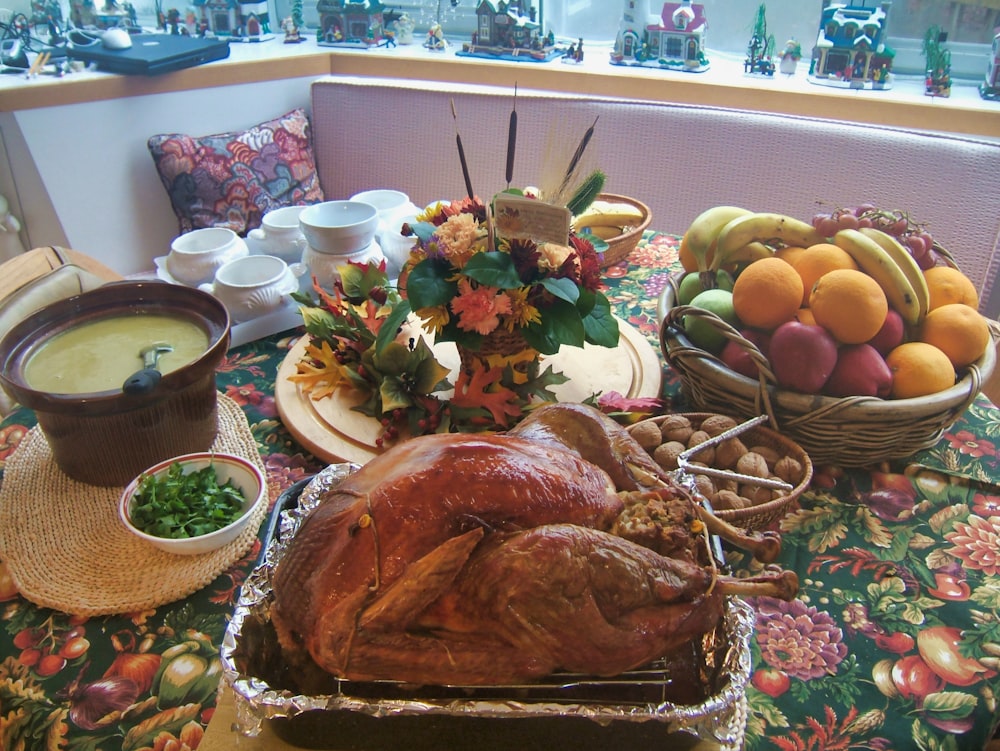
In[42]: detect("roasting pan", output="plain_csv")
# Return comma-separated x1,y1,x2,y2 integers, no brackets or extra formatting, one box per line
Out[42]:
221,466,753,751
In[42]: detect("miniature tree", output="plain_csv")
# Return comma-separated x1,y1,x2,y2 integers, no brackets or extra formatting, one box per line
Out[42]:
291,0,303,30
923,25,951,97
745,3,775,74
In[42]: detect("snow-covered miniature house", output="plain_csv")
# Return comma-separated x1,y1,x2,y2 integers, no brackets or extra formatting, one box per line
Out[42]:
472,1,541,50
194,0,271,38
809,1,894,89
316,0,387,46
982,28,1000,100
612,0,709,72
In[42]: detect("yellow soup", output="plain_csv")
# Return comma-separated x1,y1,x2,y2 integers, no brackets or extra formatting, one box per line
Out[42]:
24,314,210,394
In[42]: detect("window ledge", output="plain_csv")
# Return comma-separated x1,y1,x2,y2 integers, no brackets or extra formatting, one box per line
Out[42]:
1,39,998,139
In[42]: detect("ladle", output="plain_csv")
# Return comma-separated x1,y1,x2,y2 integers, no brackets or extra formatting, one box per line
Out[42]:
122,343,173,395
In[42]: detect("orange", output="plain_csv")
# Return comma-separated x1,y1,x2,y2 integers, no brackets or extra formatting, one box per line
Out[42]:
793,243,860,306
920,303,991,368
886,342,956,399
678,233,699,272
809,268,888,344
731,257,804,330
775,245,807,268
924,266,979,311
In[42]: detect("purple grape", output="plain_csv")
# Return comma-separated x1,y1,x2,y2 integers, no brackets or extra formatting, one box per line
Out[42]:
905,234,929,259
890,217,910,236
812,212,831,229
837,211,860,230
855,202,877,216
817,217,840,237
858,216,874,229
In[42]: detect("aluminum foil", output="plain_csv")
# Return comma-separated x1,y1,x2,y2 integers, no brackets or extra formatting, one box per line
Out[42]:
221,464,754,751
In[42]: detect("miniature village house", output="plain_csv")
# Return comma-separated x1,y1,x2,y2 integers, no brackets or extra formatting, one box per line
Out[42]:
472,1,540,50
810,0,893,86
612,0,708,71
316,0,387,45
193,0,270,37
982,28,1000,99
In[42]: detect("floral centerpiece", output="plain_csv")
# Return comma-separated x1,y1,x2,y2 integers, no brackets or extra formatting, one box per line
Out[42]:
289,97,647,444
290,188,622,444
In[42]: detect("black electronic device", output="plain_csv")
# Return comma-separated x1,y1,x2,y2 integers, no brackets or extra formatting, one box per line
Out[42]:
66,32,229,75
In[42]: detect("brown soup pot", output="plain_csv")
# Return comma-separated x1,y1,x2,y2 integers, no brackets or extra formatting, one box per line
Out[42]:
0,281,230,486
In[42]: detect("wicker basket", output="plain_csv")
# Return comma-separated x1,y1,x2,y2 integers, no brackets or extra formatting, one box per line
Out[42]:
659,280,998,468
591,193,652,268
629,413,813,529
456,327,536,373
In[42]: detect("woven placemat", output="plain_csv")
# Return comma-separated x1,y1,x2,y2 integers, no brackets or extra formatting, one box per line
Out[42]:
0,394,268,616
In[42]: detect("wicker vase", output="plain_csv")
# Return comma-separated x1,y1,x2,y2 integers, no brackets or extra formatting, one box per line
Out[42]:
456,328,539,377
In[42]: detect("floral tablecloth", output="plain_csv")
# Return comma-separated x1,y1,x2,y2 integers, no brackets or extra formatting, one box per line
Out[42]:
1,232,999,751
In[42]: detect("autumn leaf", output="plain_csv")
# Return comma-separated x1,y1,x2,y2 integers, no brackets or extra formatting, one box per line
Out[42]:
451,365,523,427
287,340,352,400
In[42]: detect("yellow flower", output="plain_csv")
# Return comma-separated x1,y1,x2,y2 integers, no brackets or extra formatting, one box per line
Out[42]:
503,287,542,329
417,304,451,335
537,241,573,272
436,213,486,269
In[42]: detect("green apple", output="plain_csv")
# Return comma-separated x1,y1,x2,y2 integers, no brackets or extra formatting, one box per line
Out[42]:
677,270,735,306
683,288,739,354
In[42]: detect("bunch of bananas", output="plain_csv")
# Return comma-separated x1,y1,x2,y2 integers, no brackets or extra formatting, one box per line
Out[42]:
573,199,646,241
682,206,931,328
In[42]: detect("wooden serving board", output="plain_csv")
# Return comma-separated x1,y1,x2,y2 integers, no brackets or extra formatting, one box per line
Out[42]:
275,317,662,465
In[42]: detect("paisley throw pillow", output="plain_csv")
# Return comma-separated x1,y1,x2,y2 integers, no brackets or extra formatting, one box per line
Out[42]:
148,108,324,236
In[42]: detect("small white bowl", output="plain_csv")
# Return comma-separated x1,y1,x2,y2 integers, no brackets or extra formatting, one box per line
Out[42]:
299,200,379,255
119,452,265,555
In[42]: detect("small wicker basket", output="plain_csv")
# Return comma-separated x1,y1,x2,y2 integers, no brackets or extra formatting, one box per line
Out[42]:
629,413,813,529
590,193,652,268
659,280,998,468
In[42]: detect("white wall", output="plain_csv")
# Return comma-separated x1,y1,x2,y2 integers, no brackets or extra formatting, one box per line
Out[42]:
4,76,314,276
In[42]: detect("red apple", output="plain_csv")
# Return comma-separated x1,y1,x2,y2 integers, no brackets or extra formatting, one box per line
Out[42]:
868,308,906,355
768,321,839,394
891,654,945,701
720,329,771,379
824,343,893,398
751,667,791,697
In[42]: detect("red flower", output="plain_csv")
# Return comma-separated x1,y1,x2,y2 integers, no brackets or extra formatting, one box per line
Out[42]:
972,493,1000,518
945,429,996,459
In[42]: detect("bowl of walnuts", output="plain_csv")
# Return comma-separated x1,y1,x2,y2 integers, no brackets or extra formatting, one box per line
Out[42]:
627,412,813,529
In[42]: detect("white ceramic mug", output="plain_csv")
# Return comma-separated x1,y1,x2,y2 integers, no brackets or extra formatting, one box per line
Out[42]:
302,241,385,290
378,213,419,278
247,206,308,262
166,227,249,287
199,254,305,323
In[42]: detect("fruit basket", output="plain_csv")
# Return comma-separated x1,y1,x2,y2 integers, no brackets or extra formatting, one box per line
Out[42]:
628,412,813,529
658,281,998,468
585,193,651,268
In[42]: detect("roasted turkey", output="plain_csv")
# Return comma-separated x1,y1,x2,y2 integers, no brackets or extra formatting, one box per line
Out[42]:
270,403,797,686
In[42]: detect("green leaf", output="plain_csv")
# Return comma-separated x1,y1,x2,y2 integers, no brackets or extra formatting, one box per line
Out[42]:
375,300,412,354
540,276,580,304
405,258,458,309
379,376,413,413
580,292,619,348
372,341,413,377
921,691,977,720
462,251,523,289
413,340,452,393
521,298,585,354
408,221,438,244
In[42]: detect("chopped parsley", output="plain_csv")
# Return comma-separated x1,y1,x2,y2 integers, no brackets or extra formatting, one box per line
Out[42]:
130,462,247,539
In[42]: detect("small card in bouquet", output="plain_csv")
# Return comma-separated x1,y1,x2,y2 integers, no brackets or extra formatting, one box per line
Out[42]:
493,193,572,246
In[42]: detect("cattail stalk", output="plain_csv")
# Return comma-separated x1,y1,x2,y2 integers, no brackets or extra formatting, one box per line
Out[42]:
559,115,600,198
451,99,475,200
506,84,518,188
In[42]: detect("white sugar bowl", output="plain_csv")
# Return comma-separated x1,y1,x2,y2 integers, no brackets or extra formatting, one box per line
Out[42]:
166,227,249,287
200,254,305,323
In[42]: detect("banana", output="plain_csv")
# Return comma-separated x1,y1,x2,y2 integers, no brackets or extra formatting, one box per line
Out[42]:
833,228,921,327
681,205,751,271
711,213,824,270
718,241,773,267
582,225,625,240
573,201,645,230
858,227,931,325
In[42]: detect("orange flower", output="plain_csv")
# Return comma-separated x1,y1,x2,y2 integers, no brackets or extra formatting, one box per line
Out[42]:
945,515,1000,576
450,279,511,335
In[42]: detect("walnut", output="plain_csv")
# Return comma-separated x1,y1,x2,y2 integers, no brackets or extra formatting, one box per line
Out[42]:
685,430,714,465
714,437,748,470
700,414,738,437
629,421,662,451
711,489,748,510
736,451,770,479
749,445,781,468
653,441,687,470
775,455,804,485
693,473,716,498
660,415,693,444
739,483,775,505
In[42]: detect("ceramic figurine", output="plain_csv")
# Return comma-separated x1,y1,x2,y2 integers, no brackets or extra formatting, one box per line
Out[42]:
458,1,562,62
923,25,951,98
981,28,1000,101
611,0,710,73
425,21,447,50
808,1,893,91
779,38,801,75
390,12,414,44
